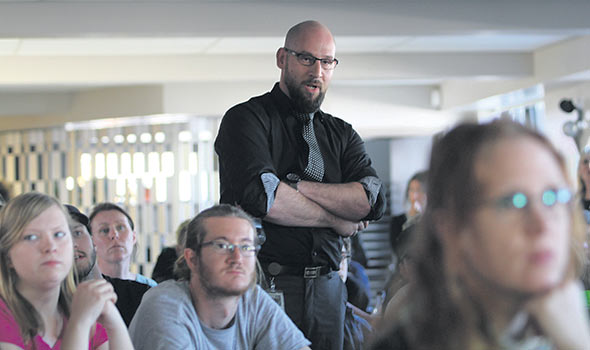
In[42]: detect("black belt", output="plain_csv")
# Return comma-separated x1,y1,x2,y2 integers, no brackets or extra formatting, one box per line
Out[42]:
264,263,331,279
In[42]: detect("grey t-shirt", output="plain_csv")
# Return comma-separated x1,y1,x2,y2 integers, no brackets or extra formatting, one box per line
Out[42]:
129,280,310,350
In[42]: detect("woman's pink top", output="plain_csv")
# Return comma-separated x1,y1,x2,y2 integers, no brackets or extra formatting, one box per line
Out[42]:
0,297,108,350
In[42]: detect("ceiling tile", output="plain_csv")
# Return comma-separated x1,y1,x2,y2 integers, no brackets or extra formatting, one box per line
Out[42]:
17,38,218,56
390,34,570,52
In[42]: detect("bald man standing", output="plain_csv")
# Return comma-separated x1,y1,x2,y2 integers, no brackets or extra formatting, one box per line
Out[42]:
215,20,385,349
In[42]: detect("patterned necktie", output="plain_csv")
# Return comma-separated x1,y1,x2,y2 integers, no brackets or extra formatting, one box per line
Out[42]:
300,114,324,182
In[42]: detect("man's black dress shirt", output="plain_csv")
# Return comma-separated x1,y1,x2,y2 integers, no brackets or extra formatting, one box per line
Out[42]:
215,83,385,270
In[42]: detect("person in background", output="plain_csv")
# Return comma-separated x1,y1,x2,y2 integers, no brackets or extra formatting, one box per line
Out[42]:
389,171,427,255
151,219,190,283
214,20,385,349
129,204,310,349
0,192,133,349
67,204,150,327
0,181,11,208
369,120,590,349
577,150,590,212
89,202,157,287
340,238,373,350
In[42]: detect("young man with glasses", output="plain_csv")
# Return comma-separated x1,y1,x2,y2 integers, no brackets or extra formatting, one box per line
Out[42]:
215,20,385,349
129,204,311,349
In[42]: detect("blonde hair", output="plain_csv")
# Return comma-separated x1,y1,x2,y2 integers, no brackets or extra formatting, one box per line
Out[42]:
0,192,76,346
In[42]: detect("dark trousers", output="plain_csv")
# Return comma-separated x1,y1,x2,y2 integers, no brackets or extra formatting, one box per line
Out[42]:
272,271,346,350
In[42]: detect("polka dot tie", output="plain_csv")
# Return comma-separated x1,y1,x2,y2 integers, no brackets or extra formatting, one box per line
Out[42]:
300,114,324,182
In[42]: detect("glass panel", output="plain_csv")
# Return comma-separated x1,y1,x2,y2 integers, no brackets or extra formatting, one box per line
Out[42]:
148,152,160,175
188,152,198,175
155,176,167,202
162,152,174,177
121,152,132,176
106,153,118,180
80,153,92,181
115,176,126,197
95,153,105,179
179,171,191,202
133,152,145,177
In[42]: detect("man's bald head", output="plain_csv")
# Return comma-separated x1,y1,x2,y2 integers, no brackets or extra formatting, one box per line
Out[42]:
284,20,335,52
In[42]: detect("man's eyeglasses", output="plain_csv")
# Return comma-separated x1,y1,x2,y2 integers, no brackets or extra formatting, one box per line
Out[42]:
200,239,260,257
485,188,572,211
283,47,339,70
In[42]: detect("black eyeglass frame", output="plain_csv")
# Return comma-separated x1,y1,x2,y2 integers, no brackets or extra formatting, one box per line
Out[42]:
283,47,339,70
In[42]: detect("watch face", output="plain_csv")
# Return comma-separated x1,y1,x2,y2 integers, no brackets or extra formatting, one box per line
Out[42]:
286,173,301,182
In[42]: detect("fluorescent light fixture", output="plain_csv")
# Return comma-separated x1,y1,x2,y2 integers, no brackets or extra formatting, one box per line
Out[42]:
198,130,212,142
140,132,152,143
178,131,192,142
154,132,166,143
65,176,75,191
113,134,125,144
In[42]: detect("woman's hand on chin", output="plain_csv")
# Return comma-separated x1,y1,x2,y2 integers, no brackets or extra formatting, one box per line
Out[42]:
526,279,590,349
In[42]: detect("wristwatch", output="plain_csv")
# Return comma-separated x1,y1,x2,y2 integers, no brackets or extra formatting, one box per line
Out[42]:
286,173,301,191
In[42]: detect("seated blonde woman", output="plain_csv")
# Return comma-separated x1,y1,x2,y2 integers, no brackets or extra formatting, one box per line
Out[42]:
0,192,133,350
370,120,590,349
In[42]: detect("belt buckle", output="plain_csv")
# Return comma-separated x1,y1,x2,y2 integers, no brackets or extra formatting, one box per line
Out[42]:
304,266,321,279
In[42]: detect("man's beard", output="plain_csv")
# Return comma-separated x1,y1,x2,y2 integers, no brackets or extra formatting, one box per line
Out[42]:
76,249,97,281
285,72,326,114
198,258,254,298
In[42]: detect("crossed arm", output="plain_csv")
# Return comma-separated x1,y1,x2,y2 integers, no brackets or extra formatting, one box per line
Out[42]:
265,181,370,237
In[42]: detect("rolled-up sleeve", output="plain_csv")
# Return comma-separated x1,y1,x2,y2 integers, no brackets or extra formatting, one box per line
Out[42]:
215,102,277,218
340,127,386,221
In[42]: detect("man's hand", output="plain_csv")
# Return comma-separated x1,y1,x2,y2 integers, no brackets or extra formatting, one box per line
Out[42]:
332,219,369,237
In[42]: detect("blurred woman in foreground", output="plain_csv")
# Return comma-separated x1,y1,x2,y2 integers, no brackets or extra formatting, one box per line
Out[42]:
370,120,590,349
